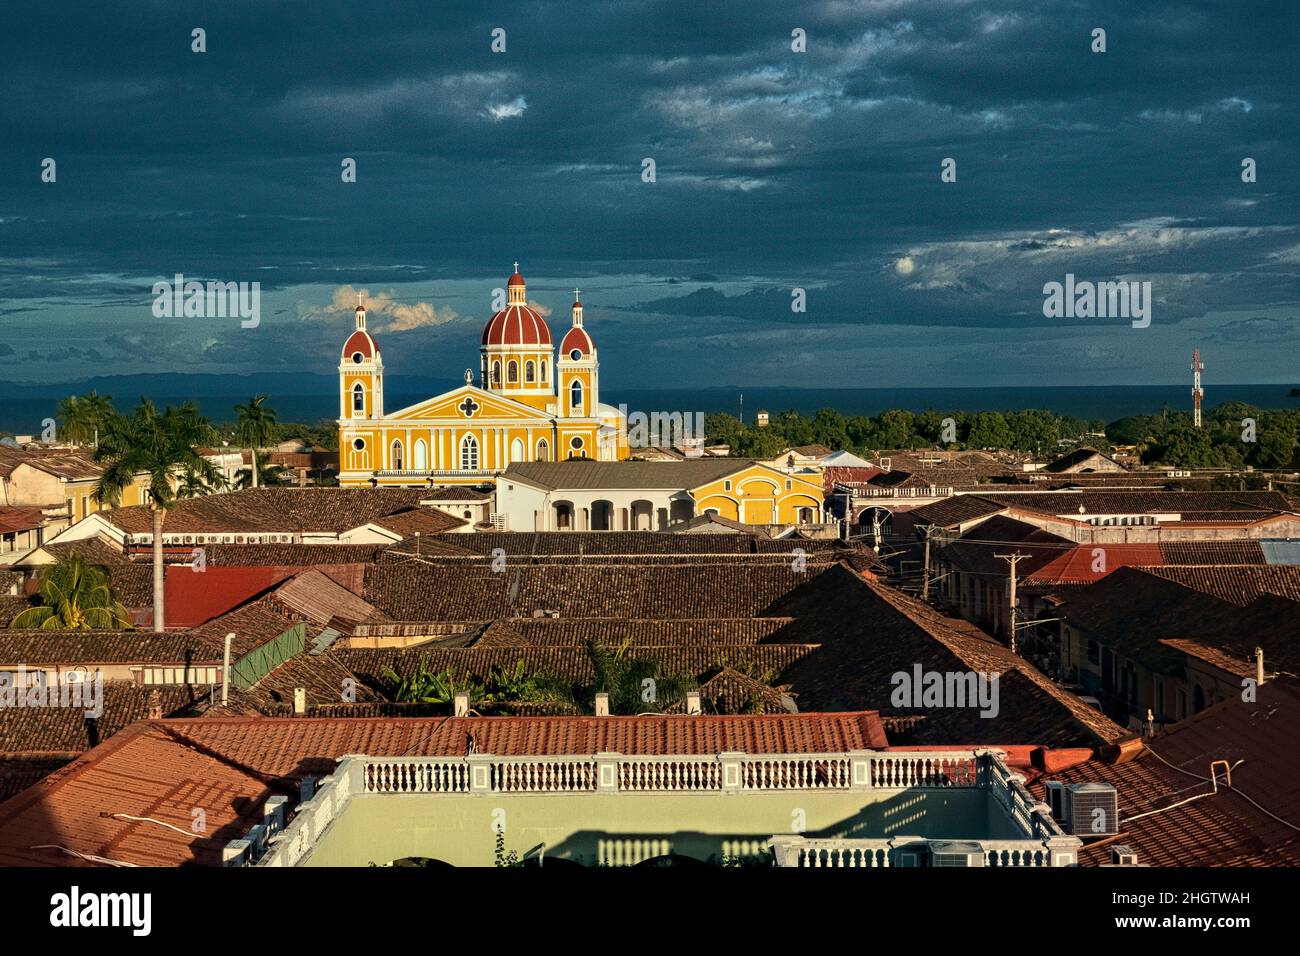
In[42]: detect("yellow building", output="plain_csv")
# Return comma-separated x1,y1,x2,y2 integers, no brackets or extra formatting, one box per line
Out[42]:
691,463,824,525
338,266,627,487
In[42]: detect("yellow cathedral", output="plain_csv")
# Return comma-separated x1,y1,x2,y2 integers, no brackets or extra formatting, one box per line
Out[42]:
338,265,628,487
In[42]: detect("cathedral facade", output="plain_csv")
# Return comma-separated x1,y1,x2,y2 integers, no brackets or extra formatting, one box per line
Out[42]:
337,266,628,487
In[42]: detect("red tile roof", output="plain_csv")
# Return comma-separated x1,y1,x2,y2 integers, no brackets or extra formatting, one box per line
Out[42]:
0,710,888,867
1025,543,1164,585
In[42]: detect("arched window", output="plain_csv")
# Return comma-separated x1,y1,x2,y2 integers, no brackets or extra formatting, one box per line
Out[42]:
391,440,404,470
540,360,548,383
352,382,365,413
507,360,518,383
491,360,501,386
536,438,549,461
510,437,524,462
570,380,583,413
413,439,428,471
460,434,479,470
525,361,535,383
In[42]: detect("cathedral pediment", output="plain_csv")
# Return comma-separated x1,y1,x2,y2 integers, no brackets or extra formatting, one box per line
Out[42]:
386,384,554,423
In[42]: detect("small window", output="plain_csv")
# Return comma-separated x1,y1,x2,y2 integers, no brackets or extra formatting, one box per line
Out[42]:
785,479,792,490
353,438,366,451
352,352,364,364
570,436,584,449
352,383,365,412
1086,639,1100,665
724,480,731,491
525,361,535,383
570,349,582,361
507,360,518,383
492,360,502,386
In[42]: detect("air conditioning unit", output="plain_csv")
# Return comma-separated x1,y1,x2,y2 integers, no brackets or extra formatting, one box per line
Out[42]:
1045,781,1067,823
1111,845,1138,866
1066,782,1119,837
929,841,986,867
892,841,929,867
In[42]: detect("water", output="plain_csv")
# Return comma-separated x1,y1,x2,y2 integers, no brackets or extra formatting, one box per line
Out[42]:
1,382,1294,434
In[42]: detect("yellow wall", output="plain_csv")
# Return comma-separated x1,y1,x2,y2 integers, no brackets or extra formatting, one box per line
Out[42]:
692,465,823,525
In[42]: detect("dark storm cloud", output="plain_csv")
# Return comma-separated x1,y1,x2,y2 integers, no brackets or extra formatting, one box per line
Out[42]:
0,0,1295,386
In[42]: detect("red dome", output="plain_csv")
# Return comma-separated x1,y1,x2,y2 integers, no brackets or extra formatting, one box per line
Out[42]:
507,273,526,287
482,304,553,347
342,329,378,360
560,325,594,356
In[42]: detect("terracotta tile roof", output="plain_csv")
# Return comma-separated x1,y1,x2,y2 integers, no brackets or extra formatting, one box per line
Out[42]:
0,682,205,760
905,495,1007,528
982,489,1295,520
1028,678,1300,866
823,465,885,489
471,617,795,647
337,643,817,687
1142,564,1300,605
770,564,1128,748
505,459,750,491
0,630,219,665
0,710,888,866
1158,540,1266,564
39,537,133,566
0,507,45,534
187,598,312,658
98,488,440,535
200,543,391,566
1042,448,1124,473
370,508,466,536
664,666,794,715
363,562,815,620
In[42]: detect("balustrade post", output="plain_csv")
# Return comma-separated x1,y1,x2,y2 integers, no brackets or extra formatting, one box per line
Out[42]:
767,836,807,867
1046,836,1081,866
467,754,495,792
719,752,744,791
849,751,872,790
596,752,621,791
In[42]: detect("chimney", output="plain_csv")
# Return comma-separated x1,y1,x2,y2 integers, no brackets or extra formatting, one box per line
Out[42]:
1256,646,1266,687
147,688,163,720
453,692,469,717
1110,845,1138,866
299,777,317,803
594,693,610,717
293,687,307,715
685,691,702,716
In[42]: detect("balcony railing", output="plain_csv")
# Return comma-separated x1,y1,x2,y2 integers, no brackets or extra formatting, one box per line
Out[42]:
250,748,1076,868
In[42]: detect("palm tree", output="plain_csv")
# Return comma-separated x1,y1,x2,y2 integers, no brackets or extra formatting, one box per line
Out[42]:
233,395,278,489
94,399,219,632
10,553,131,630
56,390,114,448
581,639,693,714
232,458,286,489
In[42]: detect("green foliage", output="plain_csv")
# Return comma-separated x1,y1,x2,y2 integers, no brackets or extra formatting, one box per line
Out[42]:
383,657,484,706
56,390,115,447
707,406,1103,459
10,553,131,630
493,831,522,868
1114,404,1300,469
579,639,694,714
94,398,220,510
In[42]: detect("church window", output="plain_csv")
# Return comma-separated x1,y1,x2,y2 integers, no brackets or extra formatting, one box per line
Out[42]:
536,438,549,461
460,434,479,470
510,437,524,462
570,349,582,361
492,361,501,386
352,383,365,413
351,352,364,364
352,438,365,451
525,360,535,383
540,360,548,382
391,440,403,470
570,380,583,413
507,360,518,383
413,439,428,471
568,436,585,460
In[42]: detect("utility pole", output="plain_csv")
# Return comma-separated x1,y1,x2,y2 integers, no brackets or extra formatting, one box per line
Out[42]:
995,552,1027,654
921,524,941,603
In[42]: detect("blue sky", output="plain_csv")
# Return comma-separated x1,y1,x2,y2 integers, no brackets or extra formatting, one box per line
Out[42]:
0,0,1296,389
